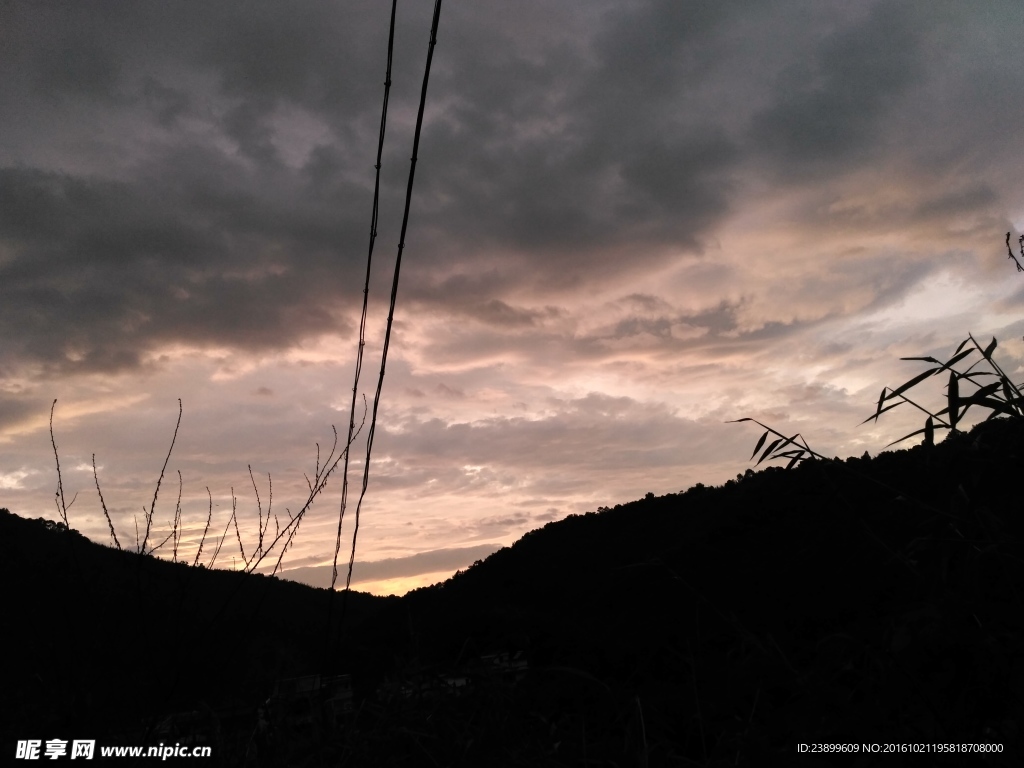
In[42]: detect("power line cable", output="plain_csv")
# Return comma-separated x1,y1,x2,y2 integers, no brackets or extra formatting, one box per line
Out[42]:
335,0,445,649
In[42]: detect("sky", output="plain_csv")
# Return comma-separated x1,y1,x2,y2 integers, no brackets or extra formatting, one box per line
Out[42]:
2,0,1024,596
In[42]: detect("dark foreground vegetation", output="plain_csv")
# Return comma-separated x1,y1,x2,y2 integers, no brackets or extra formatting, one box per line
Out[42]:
3,415,1023,766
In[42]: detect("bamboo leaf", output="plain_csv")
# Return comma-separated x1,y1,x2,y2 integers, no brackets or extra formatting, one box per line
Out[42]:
982,337,997,359
785,453,806,470
923,416,934,447
900,356,941,364
749,431,769,461
957,371,996,385
968,381,1003,401
859,400,904,426
890,367,940,399
969,397,1018,415
766,432,797,451
884,430,921,448
758,438,783,465
884,423,949,448
1002,381,1022,415
729,417,776,433
779,433,802,452
959,367,996,378
948,371,960,431
864,388,888,424
937,348,975,372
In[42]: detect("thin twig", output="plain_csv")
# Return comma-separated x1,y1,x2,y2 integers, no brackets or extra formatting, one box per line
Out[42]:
230,489,247,567
50,400,72,526
208,503,234,570
249,465,264,563
140,398,182,555
93,453,120,550
192,487,213,568
172,470,183,561
1006,231,1023,273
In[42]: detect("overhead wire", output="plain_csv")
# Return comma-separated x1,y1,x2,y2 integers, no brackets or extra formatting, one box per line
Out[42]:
331,0,445,655
329,0,398,595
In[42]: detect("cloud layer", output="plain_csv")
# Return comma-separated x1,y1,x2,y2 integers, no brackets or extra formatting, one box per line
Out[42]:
2,0,1024,593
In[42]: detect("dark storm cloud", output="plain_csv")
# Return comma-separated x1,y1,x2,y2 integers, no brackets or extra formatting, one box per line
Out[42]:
0,0,409,375
4,3,128,105
140,77,191,129
749,3,922,180
1,0,387,109
589,1,737,96
400,0,747,296
912,185,999,222
0,392,36,434
0,163,363,374
2,0,1022,379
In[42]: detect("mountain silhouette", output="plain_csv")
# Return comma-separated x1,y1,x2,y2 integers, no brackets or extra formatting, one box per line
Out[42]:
3,416,1022,766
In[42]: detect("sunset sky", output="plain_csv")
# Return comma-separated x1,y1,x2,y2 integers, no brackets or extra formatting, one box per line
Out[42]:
2,0,1023,596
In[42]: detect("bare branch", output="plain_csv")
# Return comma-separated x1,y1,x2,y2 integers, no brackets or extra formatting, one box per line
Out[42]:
1007,231,1024,273
140,398,183,556
230,489,247,568
192,487,213,568
173,470,183,561
49,400,69,528
93,453,120,550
